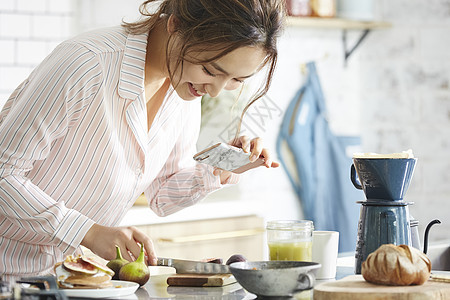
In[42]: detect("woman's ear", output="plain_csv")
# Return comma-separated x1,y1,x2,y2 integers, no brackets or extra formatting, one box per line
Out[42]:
167,14,179,34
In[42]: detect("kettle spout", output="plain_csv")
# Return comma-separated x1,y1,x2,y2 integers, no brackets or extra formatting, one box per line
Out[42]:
423,219,441,254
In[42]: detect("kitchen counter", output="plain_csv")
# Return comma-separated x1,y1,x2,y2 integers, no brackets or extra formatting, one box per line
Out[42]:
126,266,356,299
128,244,450,300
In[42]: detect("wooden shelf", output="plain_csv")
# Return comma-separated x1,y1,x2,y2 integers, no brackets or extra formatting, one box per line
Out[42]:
285,17,391,64
287,16,391,30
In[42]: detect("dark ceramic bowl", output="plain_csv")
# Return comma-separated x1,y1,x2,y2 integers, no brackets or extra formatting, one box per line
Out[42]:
229,261,320,297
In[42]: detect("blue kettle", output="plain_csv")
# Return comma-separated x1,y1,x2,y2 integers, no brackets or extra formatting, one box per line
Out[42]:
354,199,411,274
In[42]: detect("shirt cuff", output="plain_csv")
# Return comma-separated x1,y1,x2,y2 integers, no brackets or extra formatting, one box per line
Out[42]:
204,165,240,187
53,208,96,255
222,172,240,185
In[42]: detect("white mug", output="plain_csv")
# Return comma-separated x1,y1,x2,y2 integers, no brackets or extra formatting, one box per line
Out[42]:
312,231,339,279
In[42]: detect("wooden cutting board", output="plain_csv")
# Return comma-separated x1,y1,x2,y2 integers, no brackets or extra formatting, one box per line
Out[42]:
166,273,236,287
314,275,450,300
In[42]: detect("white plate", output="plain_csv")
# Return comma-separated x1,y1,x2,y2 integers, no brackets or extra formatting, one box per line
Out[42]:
61,280,139,298
24,280,139,299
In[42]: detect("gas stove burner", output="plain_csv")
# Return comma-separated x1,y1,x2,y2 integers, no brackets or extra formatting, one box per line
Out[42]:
1,276,68,300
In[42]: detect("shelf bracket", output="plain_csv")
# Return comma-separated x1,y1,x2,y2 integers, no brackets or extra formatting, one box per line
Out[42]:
342,29,371,65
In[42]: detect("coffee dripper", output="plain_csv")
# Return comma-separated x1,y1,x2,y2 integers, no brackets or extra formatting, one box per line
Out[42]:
351,157,416,274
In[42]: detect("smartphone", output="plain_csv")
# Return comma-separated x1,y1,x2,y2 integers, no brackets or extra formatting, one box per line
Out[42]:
193,143,265,174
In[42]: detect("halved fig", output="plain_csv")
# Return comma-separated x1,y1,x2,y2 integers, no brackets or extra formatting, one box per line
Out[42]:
201,258,224,264
63,260,97,275
81,256,115,276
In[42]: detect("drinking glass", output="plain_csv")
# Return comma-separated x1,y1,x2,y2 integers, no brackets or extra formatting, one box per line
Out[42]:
266,220,314,261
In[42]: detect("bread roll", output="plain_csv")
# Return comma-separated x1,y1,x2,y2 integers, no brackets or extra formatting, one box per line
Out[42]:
362,244,431,285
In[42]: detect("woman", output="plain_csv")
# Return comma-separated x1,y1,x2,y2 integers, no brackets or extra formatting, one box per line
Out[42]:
0,0,285,278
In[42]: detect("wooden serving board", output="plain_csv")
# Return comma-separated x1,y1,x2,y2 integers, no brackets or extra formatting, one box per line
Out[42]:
314,275,450,300
166,273,236,287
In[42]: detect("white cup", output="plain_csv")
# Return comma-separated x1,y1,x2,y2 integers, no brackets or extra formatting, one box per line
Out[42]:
312,231,339,279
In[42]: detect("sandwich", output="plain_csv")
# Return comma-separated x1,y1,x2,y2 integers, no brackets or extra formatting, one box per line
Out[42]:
54,255,115,289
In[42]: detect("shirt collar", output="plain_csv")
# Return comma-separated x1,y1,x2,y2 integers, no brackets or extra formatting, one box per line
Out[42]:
118,31,148,100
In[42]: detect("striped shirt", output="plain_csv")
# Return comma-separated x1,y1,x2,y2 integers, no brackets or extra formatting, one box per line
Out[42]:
0,26,237,277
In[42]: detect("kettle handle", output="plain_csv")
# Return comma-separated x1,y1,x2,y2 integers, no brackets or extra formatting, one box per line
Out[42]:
423,219,441,254
350,164,363,190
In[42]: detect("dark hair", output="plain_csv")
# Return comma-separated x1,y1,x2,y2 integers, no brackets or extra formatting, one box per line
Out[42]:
122,0,285,138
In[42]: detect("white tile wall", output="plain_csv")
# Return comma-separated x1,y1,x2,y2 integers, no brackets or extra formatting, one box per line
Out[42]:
360,0,450,242
72,0,142,35
0,40,15,63
16,40,49,64
16,0,47,13
32,15,65,39
0,1,15,11
0,65,32,90
47,0,72,13
0,13,32,38
0,0,74,108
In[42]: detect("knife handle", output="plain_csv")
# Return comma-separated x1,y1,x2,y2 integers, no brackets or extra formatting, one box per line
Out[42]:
156,257,172,267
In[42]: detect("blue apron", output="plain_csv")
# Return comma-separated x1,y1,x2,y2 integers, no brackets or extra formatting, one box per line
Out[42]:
276,62,364,252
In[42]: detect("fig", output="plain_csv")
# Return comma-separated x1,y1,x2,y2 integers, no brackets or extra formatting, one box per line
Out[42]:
82,256,115,276
63,259,97,274
106,246,129,280
226,254,247,265
118,243,150,286
201,258,224,264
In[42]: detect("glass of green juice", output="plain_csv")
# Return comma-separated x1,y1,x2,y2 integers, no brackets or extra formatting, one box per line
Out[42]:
266,220,314,261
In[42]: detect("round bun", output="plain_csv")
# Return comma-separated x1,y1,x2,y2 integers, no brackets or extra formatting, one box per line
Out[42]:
362,244,431,286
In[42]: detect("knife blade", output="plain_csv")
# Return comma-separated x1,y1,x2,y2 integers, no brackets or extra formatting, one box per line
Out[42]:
430,272,450,283
157,257,230,274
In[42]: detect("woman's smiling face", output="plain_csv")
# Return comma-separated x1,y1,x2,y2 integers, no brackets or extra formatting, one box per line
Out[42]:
170,46,267,101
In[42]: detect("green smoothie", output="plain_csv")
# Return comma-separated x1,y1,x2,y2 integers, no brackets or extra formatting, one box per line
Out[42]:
268,241,312,261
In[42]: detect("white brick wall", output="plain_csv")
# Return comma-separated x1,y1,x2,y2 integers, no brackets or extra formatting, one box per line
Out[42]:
0,40,15,63
0,13,32,38
72,0,142,35
0,1,15,11
0,0,74,107
359,0,450,243
16,0,47,13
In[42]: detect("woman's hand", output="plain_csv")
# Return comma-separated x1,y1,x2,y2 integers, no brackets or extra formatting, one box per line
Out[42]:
81,224,157,266
212,136,280,183
231,136,280,168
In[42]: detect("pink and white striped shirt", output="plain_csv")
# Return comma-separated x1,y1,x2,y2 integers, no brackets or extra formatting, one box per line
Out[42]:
0,26,237,277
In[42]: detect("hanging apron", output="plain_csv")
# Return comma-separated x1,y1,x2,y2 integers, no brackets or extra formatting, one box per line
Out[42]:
276,62,364,252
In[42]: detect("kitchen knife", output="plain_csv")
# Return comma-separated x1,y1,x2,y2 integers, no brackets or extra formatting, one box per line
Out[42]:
431,272,450,283
157,257,230,274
